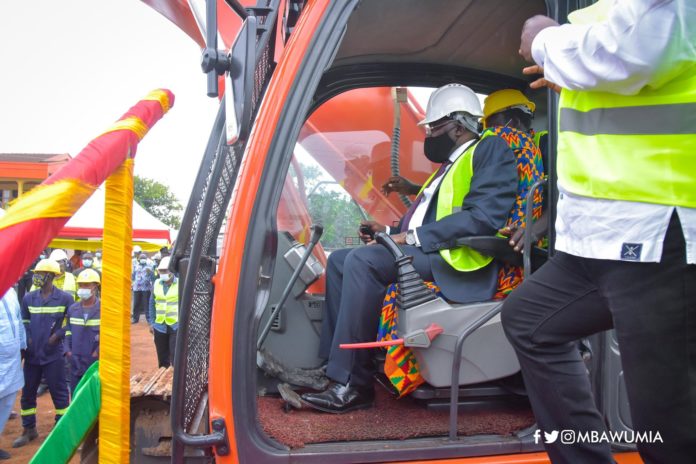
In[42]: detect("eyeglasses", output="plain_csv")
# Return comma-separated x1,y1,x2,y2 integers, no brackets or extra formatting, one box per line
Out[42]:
425,118,455,136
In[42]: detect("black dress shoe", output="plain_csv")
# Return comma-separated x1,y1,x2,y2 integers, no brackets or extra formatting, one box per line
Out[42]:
300,381,374,414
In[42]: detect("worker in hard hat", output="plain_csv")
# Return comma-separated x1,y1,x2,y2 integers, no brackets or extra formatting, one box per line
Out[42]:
65,269,101,394
302,83,517,413
148,257,179,368
13,259,73,448
502,2,696,463
31,249,77,299
72,251,101,279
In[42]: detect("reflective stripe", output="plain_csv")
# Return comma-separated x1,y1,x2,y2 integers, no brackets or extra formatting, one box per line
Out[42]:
23,319,30,323
28,306,66,314
55,408,68,415
21,408,37,416
65,331,72,336
70,317,100,326
560,103,696,136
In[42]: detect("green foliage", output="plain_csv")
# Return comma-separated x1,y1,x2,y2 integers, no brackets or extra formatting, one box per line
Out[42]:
299,163,364,250
134,175,182,229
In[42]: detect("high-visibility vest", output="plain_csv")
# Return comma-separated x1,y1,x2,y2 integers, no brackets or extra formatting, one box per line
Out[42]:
153,279,179,325
418,131,497,272
557,3,696,208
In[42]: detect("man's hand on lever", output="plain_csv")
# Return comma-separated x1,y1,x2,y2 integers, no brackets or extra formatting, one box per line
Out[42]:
359,220,386,244
381,176,421,196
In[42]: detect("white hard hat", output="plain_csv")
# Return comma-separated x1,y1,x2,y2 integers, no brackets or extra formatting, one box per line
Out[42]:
419,84,483,126
49,249,68,262
133,245,142,253
158,256,171,271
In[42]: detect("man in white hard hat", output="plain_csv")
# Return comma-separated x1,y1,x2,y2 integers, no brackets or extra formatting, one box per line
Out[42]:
147,257,179,368
301,83,518,413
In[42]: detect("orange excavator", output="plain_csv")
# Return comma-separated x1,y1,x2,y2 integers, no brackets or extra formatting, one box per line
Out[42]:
118,1,644,463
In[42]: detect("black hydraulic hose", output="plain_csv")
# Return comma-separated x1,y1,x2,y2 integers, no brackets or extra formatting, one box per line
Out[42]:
257,224,323,349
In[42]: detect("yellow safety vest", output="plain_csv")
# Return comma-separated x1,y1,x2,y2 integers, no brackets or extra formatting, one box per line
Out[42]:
418,131,496,272
153,279,179,325
557,3,696,208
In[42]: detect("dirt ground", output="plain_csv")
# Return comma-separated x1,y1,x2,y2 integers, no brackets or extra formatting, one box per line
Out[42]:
0,320,159,463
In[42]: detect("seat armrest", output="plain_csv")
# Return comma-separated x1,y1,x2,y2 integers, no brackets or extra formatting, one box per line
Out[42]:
454,236,547,267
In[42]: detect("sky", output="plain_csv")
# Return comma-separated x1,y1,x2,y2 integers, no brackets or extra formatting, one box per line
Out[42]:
0,0,219,205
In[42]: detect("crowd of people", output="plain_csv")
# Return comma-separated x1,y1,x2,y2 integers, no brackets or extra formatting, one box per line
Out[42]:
0,244,179,460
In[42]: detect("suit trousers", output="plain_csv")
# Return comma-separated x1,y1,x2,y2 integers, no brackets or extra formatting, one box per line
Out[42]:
319,245,434,387
132,290,150,322
501,213,696,464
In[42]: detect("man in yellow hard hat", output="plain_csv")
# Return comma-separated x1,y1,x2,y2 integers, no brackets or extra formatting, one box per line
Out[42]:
64,269,101,393
14,259,73,448
30,249,77,299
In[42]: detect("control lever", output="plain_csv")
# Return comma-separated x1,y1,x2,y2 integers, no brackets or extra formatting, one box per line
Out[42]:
359,224,375,241
257,224,324,349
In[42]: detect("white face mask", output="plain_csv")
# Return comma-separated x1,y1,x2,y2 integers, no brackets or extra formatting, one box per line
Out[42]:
77,288,93,300
160,272,173,281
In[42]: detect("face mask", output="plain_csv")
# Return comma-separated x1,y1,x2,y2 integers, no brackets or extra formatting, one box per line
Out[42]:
424,133,456,163
33,274,49,288
139,259,147,265
160,272,173,281
77,288,93,300
39,254,47,260
83,259,93,268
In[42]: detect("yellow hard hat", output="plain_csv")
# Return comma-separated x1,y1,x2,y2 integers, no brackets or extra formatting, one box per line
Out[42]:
483,89,536,120
33,259,61,275
77,268,101,284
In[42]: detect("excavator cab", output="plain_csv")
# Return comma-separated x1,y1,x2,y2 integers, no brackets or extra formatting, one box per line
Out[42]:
160,1,638,462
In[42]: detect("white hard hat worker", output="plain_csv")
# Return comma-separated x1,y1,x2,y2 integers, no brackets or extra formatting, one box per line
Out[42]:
158,256,171,271
133,245,142,255
157,256,175,283
416,83,484,164
419,83,483,136
49,249,69,273
48,249,68,262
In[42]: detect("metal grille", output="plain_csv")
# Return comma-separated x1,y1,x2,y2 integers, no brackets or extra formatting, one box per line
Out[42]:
180,16,276,433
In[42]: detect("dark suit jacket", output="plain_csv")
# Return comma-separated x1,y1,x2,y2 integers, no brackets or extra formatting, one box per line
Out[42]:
408,135,517,303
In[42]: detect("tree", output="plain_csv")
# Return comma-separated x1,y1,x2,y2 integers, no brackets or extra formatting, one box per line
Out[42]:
298,163,364,250
134,175,182,229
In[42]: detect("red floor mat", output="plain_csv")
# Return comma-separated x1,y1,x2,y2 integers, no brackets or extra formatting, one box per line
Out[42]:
258,387,535,449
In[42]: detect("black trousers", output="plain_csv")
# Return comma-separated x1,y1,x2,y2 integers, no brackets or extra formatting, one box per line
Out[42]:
132,290,150,322
153,325,177,368
501,213,696,464
319,245,434,386
20,359,70,428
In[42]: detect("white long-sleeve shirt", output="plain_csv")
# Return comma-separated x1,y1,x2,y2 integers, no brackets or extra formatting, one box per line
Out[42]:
532,0,696,263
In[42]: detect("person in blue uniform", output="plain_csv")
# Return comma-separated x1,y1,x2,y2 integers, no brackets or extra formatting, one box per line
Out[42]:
65,269,101,394
13,259,73,448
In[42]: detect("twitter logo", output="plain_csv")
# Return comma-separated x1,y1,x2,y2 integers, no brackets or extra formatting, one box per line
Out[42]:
544,431,559,443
